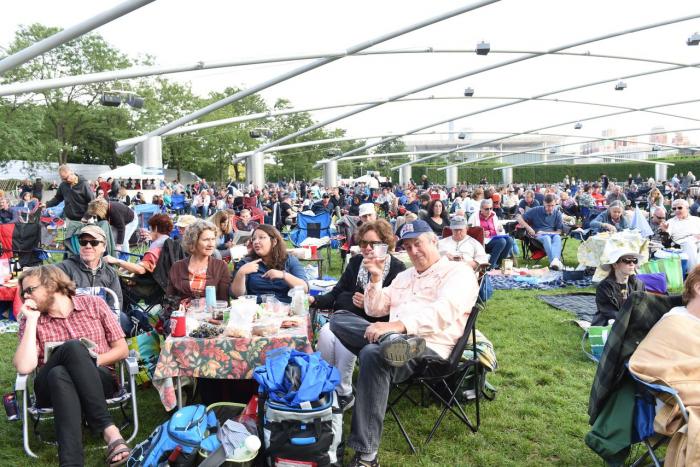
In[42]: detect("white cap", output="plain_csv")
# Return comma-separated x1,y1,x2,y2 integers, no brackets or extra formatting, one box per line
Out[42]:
358,203,375,217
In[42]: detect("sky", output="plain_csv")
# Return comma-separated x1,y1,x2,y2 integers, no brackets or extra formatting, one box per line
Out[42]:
2,0,700,149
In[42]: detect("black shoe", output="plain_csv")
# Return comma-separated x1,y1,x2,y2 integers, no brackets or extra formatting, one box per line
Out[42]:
337,393,355,412
348,453,380,467
379,334,426,367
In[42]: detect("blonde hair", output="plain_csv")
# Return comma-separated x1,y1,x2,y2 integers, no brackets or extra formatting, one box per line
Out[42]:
86,198,109,219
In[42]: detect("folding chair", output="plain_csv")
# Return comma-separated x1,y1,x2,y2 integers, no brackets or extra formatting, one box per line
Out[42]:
289,211,333,269
14,287,140,458
628,369,689,467
387,305,483,453
169,193,187,214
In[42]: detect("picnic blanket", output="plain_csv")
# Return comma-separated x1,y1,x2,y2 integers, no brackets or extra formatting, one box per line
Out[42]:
537,293,597,323
490,272,593,290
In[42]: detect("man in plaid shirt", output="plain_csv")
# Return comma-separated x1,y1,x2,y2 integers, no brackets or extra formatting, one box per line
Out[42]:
14,265,131,467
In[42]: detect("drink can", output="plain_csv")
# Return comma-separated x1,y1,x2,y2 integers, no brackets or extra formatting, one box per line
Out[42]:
3,393,19,422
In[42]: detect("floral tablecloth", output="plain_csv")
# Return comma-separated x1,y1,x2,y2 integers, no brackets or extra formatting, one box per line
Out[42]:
576,230,649,281
153,318,313,410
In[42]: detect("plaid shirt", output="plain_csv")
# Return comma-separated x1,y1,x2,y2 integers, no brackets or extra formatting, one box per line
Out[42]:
588,291,682,424
18,295,125,366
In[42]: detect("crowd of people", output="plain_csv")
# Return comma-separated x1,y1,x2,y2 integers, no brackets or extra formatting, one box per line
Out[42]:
8,164,700,466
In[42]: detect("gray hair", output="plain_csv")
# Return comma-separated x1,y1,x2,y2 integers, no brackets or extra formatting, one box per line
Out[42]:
652,206,666,217
672,198,689,208
480,199,493,208
608,200,624,211
181,220,217,255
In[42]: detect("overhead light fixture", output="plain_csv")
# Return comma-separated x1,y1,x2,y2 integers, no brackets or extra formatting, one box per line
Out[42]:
99,91,145,109
574,122,583,129
549,148,557,154
615,81,627,91
651,145,660,151
476,41,490,56
99,94,121,107
250,127,272,139
463,87,474,97
458,132,466,140
687,32,700,46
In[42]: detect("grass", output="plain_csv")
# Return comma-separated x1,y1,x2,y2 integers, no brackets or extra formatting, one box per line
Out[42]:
0,239,608,466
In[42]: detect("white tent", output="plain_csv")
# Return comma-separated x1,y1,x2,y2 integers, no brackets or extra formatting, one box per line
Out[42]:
99,163,164,181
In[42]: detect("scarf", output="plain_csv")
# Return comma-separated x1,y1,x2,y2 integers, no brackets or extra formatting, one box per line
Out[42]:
356,256,391,291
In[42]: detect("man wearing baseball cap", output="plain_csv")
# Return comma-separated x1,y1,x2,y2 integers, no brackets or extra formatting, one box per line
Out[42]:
358,203,377,224
438,216,489,270
330,219,478,467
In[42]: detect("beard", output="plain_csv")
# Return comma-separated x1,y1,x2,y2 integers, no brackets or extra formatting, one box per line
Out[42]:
35,293,56,314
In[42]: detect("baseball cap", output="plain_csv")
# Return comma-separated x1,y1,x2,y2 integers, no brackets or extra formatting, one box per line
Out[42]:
398,220,433,245
77,225,106,242
450,216,467,229
358,203,375,217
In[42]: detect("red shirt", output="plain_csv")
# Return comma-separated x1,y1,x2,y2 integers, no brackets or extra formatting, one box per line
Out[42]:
18,295,125,366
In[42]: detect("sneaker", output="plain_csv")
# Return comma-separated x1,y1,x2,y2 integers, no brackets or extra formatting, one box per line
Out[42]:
379,334,426,367
337,393,355,412
348,453,380,467
550,258,563,271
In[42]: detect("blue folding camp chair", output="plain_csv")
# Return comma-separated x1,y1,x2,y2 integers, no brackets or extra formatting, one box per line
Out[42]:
169,194,187,214
289,211,332,268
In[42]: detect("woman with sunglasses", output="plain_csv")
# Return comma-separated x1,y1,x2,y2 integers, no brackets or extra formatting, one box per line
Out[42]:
592,248,645,326
309,220,405,410
660,199,700,270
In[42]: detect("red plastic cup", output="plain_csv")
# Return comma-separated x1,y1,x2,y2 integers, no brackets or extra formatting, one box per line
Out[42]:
310,245,318,258
171,313,186,337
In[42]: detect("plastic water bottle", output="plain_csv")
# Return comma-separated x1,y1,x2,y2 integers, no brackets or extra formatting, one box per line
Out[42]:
290,286,308,316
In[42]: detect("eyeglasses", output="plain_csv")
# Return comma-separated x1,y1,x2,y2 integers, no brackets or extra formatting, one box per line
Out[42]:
618,257,639,265
78,239,103,247
672,206,685,210
481,207,492,210
653,216,666,220
22,285,41,296
359,240,382,248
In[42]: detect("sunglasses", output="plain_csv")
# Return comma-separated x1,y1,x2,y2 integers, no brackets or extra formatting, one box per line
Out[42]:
359,240,382,248
78,239,103,247
672,206,685,210
618,257,639,265
23,285,41,296
481,207,492,210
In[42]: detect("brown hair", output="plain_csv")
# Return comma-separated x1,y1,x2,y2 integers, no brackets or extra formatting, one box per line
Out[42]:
356,219,396,252
249,224,287,270
19,265,76,298
148,213,173,235
682,265,700,304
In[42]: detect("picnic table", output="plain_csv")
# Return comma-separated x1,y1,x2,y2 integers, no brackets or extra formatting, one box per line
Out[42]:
152,315,313,410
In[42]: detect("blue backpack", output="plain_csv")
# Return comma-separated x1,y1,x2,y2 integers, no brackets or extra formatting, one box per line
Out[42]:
127,404,217,466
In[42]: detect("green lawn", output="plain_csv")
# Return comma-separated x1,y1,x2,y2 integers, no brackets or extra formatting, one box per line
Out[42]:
0,239,611,466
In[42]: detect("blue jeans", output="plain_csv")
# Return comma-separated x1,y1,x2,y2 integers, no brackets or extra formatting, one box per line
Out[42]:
330,310,439,455
485,236,514,269
536,233,562,262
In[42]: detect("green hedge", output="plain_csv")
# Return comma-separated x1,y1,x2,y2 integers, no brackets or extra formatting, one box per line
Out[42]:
401,157,700,185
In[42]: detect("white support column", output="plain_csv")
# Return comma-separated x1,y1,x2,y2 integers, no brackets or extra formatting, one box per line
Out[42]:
655,163,668,182
502,167,513,185
135,135,163,172
248,151,265,189
399,153,416,186
445,166,458,188
323,160,338,187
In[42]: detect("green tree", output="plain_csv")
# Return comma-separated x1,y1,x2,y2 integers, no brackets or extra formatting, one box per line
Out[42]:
1,24,134,165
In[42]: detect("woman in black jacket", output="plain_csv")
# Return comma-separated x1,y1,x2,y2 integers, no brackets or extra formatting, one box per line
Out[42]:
593,248,646,326
310,219,405,410
84,198,139,254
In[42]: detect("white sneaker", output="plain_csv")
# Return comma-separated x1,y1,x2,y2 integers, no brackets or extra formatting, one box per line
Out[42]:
550,258,563,271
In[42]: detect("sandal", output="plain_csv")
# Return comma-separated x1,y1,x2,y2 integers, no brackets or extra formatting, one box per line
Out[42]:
106,438,130,467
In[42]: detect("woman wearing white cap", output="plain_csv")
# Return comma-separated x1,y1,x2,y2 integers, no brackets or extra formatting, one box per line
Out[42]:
592,248,646,326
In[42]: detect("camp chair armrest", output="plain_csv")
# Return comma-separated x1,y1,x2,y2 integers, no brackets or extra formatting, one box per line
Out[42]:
15,373,30,392
628,366,690,423
126,355,139,376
